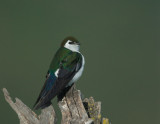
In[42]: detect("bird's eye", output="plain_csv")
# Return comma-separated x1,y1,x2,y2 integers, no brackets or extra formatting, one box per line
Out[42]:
69,41,73,44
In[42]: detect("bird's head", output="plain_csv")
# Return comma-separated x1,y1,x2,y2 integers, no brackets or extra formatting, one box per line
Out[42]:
61,37,80,52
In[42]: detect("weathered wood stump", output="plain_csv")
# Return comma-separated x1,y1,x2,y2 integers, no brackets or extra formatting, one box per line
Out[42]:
2,85,109,124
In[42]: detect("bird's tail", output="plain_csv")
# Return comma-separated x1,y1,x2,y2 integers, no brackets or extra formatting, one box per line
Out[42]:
33,101,52,110
57,84,73,101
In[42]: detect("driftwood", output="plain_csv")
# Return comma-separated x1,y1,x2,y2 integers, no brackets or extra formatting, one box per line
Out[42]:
2,85,109,124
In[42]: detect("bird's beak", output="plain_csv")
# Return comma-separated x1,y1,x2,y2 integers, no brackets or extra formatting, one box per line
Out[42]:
76,42,80,45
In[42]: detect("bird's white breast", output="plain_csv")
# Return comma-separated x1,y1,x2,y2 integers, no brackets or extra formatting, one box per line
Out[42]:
67,53,85,86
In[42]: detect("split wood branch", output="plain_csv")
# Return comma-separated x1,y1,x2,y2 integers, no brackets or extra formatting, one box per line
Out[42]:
2,85,109,124
2,88,56,124
58,85,93,124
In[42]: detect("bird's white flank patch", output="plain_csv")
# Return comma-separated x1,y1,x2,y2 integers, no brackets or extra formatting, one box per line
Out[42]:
67,53,85,86
55,69,59,77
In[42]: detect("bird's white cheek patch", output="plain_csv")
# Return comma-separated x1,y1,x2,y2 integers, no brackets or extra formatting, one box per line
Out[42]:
55,69,59,77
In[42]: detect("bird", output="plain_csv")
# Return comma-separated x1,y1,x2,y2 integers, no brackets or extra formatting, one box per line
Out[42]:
33,37,85,110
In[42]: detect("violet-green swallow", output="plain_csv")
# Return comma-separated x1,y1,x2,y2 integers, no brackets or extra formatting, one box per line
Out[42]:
33,37,85,110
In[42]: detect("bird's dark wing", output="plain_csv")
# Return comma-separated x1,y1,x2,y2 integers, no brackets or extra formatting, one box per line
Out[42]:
33,71,57,109
33,52,82,110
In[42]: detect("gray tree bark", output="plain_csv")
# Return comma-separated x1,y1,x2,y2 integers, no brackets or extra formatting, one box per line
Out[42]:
2,85,109,124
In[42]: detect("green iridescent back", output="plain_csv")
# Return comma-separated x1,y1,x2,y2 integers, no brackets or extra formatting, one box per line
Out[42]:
49,47,82,72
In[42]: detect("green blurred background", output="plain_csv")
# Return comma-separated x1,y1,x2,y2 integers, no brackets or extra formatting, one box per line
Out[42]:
0,0,159,124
